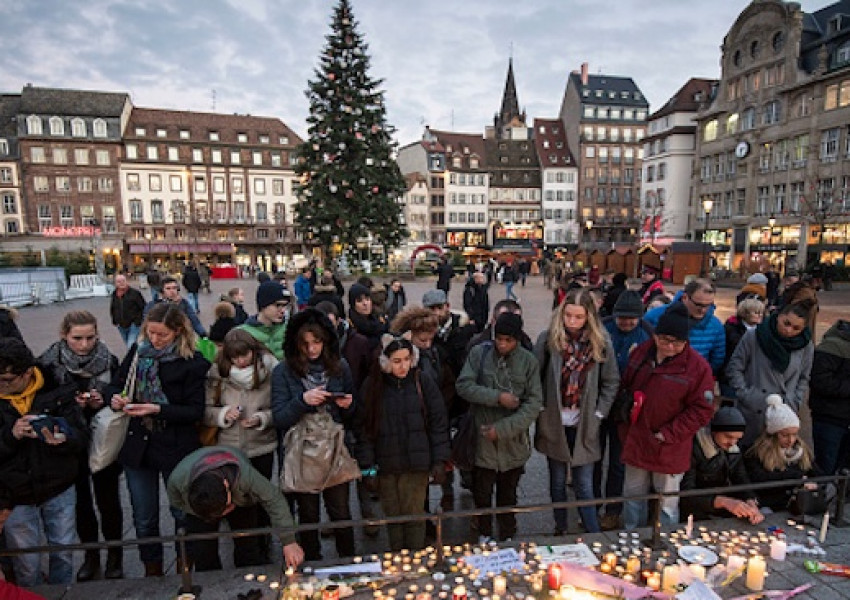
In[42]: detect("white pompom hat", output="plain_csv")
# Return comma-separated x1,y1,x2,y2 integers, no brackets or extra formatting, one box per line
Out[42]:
765,394,800,434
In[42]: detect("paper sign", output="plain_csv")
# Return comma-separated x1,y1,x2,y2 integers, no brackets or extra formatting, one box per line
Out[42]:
462,549,526,574
538,544,600,567
313,561,383,577
676,580,722,600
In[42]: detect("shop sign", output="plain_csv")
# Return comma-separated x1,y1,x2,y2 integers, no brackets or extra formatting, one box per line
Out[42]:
43,226,101,237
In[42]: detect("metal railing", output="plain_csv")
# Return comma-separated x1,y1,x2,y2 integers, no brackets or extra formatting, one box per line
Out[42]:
1,472,847,595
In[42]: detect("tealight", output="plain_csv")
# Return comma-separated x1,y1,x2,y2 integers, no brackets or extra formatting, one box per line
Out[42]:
244,574,255,581
270,582,280,590
257,575,267,583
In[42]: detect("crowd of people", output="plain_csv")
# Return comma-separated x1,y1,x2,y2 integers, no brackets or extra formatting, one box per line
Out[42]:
0,256,845,592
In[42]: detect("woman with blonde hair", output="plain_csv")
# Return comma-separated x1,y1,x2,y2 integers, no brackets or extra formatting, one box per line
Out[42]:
108,302,209,577
744,395,818,511
534,288,620,534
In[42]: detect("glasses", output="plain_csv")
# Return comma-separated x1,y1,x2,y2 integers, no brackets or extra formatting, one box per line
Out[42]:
687,297,714,310
656,335,687,347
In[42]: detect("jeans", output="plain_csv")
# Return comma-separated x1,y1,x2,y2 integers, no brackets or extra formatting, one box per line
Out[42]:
549,426,600,533
291,482,354,561
505,281,518,301
75,458,123,544
124,464,184,564
622,465,682,530
472,466,524,540
378,472,429,551
4,486,77,587
187,292,200,312
116,323,141,348
812,419,850,475
592,418,624,516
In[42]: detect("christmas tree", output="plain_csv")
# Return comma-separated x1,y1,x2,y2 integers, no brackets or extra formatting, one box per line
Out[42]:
294,0,408,259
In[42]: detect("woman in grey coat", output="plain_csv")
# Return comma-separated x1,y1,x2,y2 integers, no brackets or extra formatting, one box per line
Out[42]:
534,288,620,534
726,301,815,446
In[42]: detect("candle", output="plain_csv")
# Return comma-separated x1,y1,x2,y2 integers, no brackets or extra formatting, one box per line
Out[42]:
623,574,635,583
661,565,679,593
745,556,766,592
604,553,617,567
547,564,562,590
453,586,467,600
599,564,612,574
688,564,705,581
324,585,341,600
530,572,544,594
646,573,661,591
820,513,830,543
626,556,641,575
770,539,787,561
493,576,507,596
558,585,574,600
685,514,693,538
727,555,746,572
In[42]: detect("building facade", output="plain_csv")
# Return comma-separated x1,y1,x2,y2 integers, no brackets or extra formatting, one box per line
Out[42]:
559,63,648,246
692,0,850,274
0,95,24,238
641,78,717,244
533,118,579,248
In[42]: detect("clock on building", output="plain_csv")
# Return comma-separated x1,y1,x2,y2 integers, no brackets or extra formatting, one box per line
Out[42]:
735,141,750,158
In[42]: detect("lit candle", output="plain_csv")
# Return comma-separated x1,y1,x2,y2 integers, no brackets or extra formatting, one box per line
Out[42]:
604,553,617,568
727,555,746,572
770,539,787,561
558,586,575,600
493,575,507,596
547,564,562,590
244,574,255,581
820,513,830,543
685,514,693,538
688,565,705,581
257,575,267,583
646,573,661,591
623,574,635,583
745,556,766,592
270,582,280,590
661,565,679,593
626,556,641,575
452,586,467,600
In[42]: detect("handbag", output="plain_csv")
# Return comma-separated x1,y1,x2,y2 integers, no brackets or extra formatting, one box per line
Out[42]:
197,378,223,447
89,351,138,473
610,387,635,424
788,485,829,516
451,342,493,470
280,407,361,494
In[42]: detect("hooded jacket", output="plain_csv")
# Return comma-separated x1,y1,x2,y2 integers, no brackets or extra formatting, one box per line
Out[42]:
167,446,296,545
462,279,490,329
809,320,850,426
238,315,286,361
644,291,725,373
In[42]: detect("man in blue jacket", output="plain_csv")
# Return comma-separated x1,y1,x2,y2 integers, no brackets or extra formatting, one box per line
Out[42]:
293,268,312,311
643,278,725,374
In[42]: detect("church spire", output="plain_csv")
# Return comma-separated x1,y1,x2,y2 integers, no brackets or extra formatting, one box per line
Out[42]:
494,58,526,138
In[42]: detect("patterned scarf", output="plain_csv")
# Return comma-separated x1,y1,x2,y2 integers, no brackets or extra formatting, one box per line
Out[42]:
755,312,811,373
300,360,328,391
559,330,595,408
134,341,180,405
40,339,113,392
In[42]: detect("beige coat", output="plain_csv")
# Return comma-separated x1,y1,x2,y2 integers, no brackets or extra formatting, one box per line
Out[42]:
533,330,620,467
204,353,278,458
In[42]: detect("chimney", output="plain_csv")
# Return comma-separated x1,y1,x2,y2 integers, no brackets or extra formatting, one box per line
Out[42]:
581,62,589,86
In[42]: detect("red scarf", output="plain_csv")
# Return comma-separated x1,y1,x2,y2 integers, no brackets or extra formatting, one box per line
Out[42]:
559,330,595,408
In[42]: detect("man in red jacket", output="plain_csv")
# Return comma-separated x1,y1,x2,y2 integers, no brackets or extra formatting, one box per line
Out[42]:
618,302,715,530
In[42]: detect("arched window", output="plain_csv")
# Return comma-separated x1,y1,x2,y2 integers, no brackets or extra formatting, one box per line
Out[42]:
93,119,107,138
71,118,86,137
49,116,64,136
26,115,42,135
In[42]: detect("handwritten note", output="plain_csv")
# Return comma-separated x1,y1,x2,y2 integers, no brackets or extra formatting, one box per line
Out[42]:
676,580,721,600
462,549,526,574
538,544,600,567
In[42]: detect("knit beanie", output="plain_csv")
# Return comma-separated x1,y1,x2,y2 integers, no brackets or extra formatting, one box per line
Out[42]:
739,282,767,300
711,405,747,432
747,273,768,285
256,281,288,311
765,394,800,434
348,283,371,307
655,302,690,340
494,312,524,340
613,290,644,318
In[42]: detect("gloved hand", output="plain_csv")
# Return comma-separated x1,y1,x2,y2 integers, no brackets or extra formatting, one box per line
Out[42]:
430,463,447,485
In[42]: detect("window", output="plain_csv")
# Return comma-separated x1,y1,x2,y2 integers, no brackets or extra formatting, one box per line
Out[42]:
59,205,73,226
750,40,760,59
170,174,182,192
741,108,756,130
841,81,850,107
135,127,146,136
237,133,248,143
156,129,167,138
71,118,86,137
259,134,270,144
585,146,595,158
253,151,262,166
826,84,839,110
52,148,67,164
211,149,222,163
74,148,89,164
126,173,141,191
213,176,225,194
125,144,138,159
792,134,809,165
838,42,850,65
0,168,10,183
658,163,667,180
56,176,70,192
272,179,284,195
98,177,113,192
794,95,811,118
149,174,162,192
209,131,220,141
92,119,107,138
192,148,203,162
230,150,241,164
194,176,206,193
821,128,840,160
762,100,781,125
233,201,246,222
254,178,266,195
129,200,143,222
49,117,64,136
30,147,45,163
77,177,92,192
3,193,17,214
26,115,42,135
232,177,243,193
271,152,282,167
146,145,158,160
773,31,785,53
151,200,164,223
168,146,179,161
704,120,718,141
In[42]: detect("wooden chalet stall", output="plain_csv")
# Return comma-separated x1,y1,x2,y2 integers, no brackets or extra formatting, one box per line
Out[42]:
589,249,606,270
605,246,636,276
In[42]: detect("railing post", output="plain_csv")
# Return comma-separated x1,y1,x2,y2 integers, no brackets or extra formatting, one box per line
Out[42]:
835,470,849,527
177,528,200,596
435,507,445,568
646,493,664,549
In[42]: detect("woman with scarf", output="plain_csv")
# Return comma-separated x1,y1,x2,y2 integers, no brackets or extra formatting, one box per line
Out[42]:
347,283,387,351
108,302,209,577
37,311,121,581
744,395,819,511
271,308,356,561
534,288,620,534
727,300,815,447
197,329,278,570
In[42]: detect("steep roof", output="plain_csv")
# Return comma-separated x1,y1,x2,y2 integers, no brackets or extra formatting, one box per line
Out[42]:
800,0,850,73
127,107,301,144
19,86,129,117
428,129,486,170
649,78,717,120
498,59,522,124
0,94,21,138
532,118,575,168
484,136,541,188
570,72,649,108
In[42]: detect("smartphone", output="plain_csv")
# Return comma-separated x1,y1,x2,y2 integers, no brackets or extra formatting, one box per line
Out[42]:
29,415,72,442
327,392,348,400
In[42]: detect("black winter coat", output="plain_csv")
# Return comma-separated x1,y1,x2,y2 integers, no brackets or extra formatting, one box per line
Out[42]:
680,429,756,519
809,320,850,427
106,345,209,472
0,369,88,508
462,281,489,330
182,267,202,293
743,451,815,511
110,286,146,328
356,368,449,474
0,309,23,341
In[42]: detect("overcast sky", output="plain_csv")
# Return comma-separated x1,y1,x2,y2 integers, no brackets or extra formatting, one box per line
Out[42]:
0,0,835,145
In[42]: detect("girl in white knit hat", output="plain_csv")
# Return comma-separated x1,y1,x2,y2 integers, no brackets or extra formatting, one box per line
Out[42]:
744,394,818,511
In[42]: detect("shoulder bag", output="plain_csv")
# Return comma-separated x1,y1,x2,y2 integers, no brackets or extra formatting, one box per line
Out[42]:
89,351,137,473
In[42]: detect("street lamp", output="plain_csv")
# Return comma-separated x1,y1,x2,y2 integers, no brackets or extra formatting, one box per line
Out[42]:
145,232,153,266
699,198,713,277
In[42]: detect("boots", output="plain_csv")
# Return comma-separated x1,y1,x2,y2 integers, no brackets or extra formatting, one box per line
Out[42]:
76,550,101,582
144,561,163,577
104,548,123,579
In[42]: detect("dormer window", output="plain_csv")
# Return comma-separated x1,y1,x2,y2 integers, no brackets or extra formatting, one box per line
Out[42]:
49,117,64,136
470,157,479,169
772,31,785,53
26,115,42,135
93,119,107,138
829,15,842,35
71,118,86,137
837,41,850,65
209,131,220,142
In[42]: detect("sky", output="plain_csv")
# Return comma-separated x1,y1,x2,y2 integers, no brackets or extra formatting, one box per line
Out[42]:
0,0,836,146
